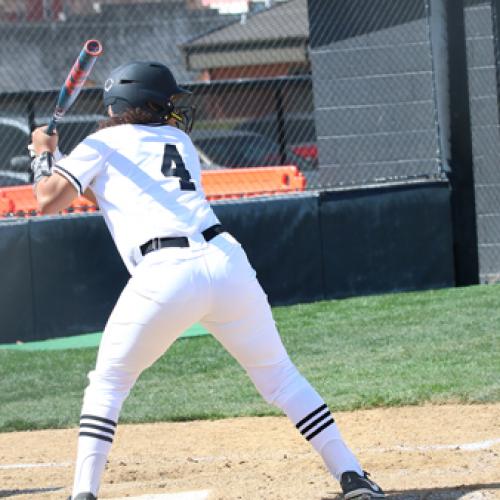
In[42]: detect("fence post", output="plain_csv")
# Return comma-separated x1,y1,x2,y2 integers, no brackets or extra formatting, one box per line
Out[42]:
441,0,479,285
274,85,288,165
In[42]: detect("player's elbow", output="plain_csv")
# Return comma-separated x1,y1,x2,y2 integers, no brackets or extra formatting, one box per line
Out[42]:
35,174,78,215
37,195,61,215
36,189,66,214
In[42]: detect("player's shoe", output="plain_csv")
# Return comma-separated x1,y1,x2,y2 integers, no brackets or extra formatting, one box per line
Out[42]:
68,493,97,500
340,471,385,499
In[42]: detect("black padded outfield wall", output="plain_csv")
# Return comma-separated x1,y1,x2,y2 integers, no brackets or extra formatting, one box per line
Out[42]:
0,185,455,344
0,219,34,342
28,215,129,342
319,182,455,298
0,214,129,343
213,194,324,306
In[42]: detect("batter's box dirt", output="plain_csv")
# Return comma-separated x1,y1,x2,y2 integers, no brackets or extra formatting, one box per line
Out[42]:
0,404,499,500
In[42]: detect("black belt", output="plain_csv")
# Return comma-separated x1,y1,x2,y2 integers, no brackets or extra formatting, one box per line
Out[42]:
140,224,225,256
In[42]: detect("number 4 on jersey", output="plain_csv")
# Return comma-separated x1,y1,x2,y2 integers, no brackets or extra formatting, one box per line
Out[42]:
161,144,195,191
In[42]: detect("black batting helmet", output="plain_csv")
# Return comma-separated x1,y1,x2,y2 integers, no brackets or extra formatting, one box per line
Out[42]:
103,61,194,131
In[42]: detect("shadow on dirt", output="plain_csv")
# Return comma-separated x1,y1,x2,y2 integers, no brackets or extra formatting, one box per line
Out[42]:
0,487,63,498
322,482,500,499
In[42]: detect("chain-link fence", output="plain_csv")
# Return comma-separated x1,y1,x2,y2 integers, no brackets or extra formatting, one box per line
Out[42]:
0,0,445,191
1,0,500,280
309,0,444,187
1,0,500,281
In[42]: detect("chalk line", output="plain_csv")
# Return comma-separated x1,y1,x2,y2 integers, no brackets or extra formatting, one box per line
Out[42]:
372,437,500,453
1,437,499,471
0,461,71,470
110,491,211,500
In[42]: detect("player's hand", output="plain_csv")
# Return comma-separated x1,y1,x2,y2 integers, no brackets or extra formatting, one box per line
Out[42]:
31,126,59,156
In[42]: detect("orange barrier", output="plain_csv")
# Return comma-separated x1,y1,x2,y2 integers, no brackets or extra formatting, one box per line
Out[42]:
66,195,98,214
0,185,98,217
0,185,38,216
202,165,307,201
0,192,14,215
0,166,306,217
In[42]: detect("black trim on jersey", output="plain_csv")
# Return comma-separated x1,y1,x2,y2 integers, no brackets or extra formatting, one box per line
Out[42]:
295,404,327,429
304,418,334,441
53,165,83,195
80,414,117,427
79,423,116,435
79,431,113,443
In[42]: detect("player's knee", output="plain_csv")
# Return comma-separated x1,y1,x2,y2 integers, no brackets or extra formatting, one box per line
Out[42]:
246,357,309,408
84,368,138,406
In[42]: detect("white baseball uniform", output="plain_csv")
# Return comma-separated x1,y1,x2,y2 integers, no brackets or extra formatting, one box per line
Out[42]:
56,123,363,498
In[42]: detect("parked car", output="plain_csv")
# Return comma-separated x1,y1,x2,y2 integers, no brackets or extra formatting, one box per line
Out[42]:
3,117,308,189
33,115,221,171
0,171,30,187
0,118,32,186
235,112,318,164
191,129,315,171
0,118,30,165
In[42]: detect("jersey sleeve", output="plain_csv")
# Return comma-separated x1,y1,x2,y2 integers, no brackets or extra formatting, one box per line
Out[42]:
53,137,109,195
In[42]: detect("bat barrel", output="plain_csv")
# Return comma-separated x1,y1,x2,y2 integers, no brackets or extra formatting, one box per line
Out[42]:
46,39,103,136
68,40,103,92
84,39,103,57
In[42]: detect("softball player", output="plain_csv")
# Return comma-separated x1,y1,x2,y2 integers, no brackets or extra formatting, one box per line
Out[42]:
30,61,385,500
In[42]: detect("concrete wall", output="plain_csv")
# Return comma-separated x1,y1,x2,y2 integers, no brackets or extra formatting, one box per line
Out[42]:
308,0,441,186
464,0,500,282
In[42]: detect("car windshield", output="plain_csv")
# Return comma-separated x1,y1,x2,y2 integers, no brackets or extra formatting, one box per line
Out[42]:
194,134,304,169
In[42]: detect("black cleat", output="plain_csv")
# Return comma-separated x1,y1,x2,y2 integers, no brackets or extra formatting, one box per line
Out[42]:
69,493,97,500
340,471,385,499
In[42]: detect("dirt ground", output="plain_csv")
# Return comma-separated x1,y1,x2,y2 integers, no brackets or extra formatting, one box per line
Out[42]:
0,404,499,500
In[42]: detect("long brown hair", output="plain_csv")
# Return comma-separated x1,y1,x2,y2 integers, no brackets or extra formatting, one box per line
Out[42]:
98,107,165,130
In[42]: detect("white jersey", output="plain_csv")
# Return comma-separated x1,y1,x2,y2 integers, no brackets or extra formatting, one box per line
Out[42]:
54,123,220,273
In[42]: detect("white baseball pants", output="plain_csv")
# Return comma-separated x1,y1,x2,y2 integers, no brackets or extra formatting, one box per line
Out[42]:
72,232,362,497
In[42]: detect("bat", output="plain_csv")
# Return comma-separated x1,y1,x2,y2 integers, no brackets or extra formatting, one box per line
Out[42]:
46,39,103,136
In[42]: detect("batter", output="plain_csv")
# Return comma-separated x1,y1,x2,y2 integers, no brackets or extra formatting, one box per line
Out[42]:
30,61,385,500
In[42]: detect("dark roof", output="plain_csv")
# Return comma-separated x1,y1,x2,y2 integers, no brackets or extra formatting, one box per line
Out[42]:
186,0,308,48
181,0,309,70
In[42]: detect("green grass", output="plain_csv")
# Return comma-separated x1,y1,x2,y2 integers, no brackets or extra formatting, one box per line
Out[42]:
1,284,499,433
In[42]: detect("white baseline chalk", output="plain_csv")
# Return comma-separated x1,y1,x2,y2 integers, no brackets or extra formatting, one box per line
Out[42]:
2,438,499,471
372,437,500,453
0,461,71,470
111,491,211,500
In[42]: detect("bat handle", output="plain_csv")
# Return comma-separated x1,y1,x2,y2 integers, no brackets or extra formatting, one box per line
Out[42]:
45,119,57,136
46,107,63,135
